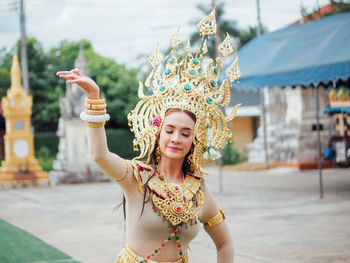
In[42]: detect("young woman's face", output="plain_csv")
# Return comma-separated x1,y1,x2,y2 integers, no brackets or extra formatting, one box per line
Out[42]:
158,111,195,161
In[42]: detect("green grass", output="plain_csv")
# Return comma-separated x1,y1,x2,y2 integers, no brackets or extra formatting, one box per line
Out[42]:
0,219,80,263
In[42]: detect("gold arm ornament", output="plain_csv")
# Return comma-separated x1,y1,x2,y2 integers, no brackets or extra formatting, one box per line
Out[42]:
207,209,226,227
115,159,131,182
85,122,105,128
86,97,105,104
85,103,107,110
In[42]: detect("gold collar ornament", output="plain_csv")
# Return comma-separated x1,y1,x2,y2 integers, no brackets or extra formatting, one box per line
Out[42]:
148,174,204,226
128,8,241,175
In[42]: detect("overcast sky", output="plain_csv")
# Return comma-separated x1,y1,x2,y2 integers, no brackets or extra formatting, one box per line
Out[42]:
1,0,330,68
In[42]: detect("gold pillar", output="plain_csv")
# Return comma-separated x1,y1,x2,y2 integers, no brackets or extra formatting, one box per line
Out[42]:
0,55,49,186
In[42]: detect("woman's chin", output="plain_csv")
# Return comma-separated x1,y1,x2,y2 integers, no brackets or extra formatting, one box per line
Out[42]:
163,151,185,161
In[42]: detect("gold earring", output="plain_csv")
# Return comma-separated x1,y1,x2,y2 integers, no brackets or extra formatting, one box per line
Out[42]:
187,148,194,167
156,145,162,163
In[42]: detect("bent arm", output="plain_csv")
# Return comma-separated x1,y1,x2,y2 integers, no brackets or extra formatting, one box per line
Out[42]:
204,222,234,263
200,185,234,263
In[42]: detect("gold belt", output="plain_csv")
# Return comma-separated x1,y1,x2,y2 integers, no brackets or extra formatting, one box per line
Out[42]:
115,243,188,263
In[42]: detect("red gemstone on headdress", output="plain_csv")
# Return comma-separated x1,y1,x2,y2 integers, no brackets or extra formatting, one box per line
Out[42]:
175,186,179,190
177,207,181,211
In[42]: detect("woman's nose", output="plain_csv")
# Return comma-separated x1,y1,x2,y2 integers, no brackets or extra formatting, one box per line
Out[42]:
171,132,180,143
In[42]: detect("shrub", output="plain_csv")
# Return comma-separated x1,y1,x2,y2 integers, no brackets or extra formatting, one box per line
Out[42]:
222,139,242,166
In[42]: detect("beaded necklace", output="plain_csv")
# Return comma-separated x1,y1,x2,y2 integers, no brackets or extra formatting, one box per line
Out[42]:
139,168,204,263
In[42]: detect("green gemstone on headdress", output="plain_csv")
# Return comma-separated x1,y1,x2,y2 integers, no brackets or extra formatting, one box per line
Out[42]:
189,69,196,76
214,67,219,74
207,98,213,104
210,80,217,87
192,58,199,64
165,69,171,75
184,84,192,91
159,86,165,91
168,57,174,63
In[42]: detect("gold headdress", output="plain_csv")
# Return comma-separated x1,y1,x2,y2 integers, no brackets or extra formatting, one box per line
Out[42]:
128,8,241,175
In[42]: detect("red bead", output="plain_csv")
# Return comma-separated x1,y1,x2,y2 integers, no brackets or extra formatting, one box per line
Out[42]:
147,256,151,259
177,244,181,247
161,243,165,247
175,186,179,190
176,207,181,211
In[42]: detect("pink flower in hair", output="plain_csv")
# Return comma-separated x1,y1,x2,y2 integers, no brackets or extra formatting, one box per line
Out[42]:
152,115,162,127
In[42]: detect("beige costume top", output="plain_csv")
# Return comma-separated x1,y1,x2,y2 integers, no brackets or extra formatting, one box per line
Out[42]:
115,160,205,263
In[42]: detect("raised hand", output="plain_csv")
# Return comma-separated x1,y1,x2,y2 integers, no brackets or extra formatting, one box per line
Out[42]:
56,68,100,99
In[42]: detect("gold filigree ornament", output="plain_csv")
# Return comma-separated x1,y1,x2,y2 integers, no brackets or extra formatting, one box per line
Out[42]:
148,175,205,226
196,7,217,39
127,8,241,175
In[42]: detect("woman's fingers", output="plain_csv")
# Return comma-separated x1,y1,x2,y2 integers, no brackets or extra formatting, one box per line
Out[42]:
72,68,83,77
57,73,79,80
56,68,82,77
56,70,72,75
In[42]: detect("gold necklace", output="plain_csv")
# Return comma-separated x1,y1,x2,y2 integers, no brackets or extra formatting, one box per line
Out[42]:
148,168,205,226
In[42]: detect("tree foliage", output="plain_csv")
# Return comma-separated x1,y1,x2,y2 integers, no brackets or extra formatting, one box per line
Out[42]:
301,0,350,22
0,38,139,130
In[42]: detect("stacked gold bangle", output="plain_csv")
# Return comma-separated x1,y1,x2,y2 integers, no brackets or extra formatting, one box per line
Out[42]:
80,97,110,128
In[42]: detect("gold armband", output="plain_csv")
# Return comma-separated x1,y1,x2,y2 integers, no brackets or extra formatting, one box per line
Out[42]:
207,209,226,227
116,159,130,182
85,122,106,128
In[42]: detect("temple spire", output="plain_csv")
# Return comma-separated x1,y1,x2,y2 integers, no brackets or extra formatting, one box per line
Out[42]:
11,55,23,91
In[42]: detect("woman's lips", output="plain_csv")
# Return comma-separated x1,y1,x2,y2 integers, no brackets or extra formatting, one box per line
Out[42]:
168,146,181,151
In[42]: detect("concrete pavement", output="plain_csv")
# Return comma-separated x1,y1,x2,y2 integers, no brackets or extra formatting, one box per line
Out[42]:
1,166,349,263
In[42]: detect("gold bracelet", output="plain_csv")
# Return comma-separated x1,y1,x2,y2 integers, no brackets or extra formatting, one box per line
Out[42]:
86,122,106,128
86,97,105,104
85,109,107,115
116,159,130,182
207,209,226,227
85,103,106,110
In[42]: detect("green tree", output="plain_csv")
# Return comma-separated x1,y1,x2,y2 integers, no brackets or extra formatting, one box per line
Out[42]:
0,47,14,98
16,38,63,131
222,139,242,166
0,38,139,130
86,51,139,127
301,0,350,22
238,25,268,48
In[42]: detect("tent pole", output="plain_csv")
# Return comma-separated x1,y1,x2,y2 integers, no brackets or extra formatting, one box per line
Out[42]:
315,85,324,199
260,87,269,168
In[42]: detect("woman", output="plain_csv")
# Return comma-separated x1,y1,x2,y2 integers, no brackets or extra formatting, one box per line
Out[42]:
57,9,240,263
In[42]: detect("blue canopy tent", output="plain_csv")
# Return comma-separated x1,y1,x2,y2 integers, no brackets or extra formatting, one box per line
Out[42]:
229,12,350,198
237,12,350,89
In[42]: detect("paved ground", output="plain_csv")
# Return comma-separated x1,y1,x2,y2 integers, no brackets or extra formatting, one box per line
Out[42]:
1,166,350,263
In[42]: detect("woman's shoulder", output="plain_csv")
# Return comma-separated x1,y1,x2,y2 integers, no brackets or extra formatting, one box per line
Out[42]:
130,159,155,192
